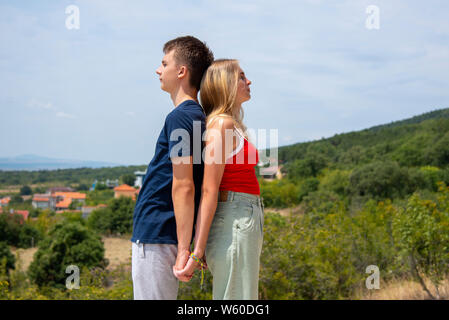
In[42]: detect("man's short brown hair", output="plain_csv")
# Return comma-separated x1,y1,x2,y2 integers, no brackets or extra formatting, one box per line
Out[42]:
163,36,214,91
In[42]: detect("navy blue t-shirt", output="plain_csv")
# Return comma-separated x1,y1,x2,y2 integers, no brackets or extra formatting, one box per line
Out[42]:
131,100,205,244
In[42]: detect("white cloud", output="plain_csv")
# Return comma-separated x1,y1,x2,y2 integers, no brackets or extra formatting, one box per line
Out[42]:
56,112,77,119
27,99,56,111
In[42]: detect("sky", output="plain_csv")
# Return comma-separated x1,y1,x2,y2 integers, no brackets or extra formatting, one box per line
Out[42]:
1,0,448,166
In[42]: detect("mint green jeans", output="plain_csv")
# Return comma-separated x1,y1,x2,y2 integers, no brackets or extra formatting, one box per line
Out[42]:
205,190,265,300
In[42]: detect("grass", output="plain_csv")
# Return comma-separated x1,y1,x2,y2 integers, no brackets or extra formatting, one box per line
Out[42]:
355,275,449,300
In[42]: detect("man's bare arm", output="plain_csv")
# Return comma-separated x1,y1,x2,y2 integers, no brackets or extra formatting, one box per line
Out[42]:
172,156,195,277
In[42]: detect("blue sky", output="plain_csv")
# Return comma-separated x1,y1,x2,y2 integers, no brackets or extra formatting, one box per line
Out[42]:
1,0,448,165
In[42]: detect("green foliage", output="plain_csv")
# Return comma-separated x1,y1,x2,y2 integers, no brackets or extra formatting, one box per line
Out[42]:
302,190,343,215
75,183,90,191
393,184,449,299
286,153,329,179
260,209,361,299
259,180,300,208
427,131,449,167
279,110,449,180
9,194,23,204
0,213,42,248
178,269,213,300
121,174,136,187
348,161,410,199
259,183,449,299
0,242,15,275
85,189,114,206
418,166,442,192
27,210,61,236
95,183,108,191
61,211,85,226
0,165,146,188
318,168,351,196
20,185,32,196
28,222,108,289
87,196,135,235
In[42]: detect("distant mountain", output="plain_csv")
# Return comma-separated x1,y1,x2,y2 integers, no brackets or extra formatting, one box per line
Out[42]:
0,154,123,171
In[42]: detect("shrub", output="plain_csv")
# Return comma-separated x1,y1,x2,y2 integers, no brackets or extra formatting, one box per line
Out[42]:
28,222,108,289
348,161,409,199
0,241,15,275
392,185,449,299
87,196,134,235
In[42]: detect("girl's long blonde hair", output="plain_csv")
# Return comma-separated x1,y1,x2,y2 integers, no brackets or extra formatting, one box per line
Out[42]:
200,59,248,138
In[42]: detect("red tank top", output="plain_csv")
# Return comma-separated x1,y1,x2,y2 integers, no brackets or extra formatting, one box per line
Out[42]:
219,128,260,195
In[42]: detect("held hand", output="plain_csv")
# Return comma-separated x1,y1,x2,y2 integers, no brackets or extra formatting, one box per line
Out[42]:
173,249,192,282
174,256,199,281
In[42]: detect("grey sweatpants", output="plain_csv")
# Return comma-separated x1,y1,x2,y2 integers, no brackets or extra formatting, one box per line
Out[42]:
131,241,179,300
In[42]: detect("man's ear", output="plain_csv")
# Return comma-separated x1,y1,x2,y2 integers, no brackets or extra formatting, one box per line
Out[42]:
177,65,188,80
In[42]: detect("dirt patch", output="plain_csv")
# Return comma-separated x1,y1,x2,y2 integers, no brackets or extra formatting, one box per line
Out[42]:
265,204,305,217
103,237,132,270
11,247,38,271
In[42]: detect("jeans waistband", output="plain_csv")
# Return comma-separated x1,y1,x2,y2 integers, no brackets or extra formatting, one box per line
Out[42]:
219,190,264,208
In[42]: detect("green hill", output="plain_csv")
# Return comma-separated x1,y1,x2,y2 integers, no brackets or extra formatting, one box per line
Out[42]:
258,107,449,209
279,107,449,170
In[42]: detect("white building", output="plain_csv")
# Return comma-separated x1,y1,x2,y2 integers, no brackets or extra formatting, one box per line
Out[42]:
134,170,147,188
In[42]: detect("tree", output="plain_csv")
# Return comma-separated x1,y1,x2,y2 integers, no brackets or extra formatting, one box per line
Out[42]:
428,132,449,167
28,222,108,288
348,161,409,199
393,187,449,299
95,183,108,191
20,185,32,196
121,174,136,187
87,196,135,235
76,183,90,191
10,194,23,205
0,213,41,248
0,241,15,275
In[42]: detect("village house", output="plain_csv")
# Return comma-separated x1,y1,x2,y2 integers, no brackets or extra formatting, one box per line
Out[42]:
31,193,51,209
0,196,11,207
31,189,86,212
114,184,140,201
258,157,283,180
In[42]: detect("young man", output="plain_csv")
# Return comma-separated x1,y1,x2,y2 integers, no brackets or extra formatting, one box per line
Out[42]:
131,36,214,300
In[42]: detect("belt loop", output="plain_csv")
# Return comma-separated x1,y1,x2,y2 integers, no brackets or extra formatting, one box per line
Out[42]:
229,190,235,202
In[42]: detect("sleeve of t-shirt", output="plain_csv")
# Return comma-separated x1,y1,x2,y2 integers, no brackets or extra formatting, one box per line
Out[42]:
166,110,194,159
